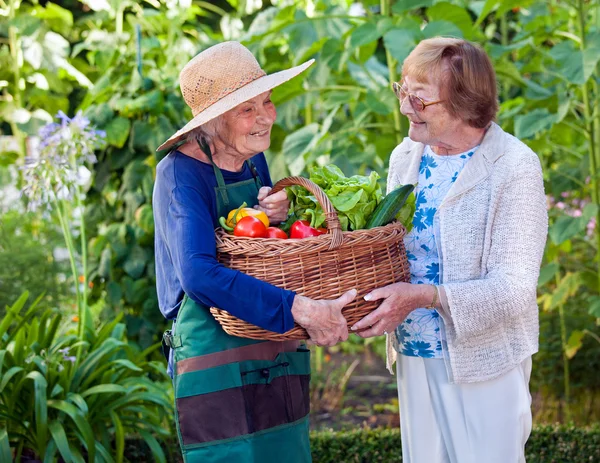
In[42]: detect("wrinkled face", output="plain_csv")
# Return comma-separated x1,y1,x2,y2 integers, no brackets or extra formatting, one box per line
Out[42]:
399,75,462,148
218,90,277,158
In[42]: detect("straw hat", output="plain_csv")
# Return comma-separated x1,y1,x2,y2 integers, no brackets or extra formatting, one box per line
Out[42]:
156,41,314,152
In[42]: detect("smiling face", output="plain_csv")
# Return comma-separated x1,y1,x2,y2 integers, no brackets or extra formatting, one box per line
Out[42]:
216,90,277,159
399,75,466,150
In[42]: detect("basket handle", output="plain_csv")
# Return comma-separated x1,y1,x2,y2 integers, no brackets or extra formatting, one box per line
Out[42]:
269,176,344,250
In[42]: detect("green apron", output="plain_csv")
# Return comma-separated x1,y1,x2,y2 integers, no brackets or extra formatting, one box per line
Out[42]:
164,144,312,463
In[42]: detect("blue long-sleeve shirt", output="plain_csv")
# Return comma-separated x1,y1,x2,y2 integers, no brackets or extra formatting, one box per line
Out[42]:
153,150,296,333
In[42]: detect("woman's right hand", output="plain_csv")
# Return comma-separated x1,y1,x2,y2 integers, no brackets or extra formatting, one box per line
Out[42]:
291,289,357,347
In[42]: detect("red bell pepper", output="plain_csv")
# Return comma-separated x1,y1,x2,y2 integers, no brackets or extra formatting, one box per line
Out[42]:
265,227,288,239
290,209,327,239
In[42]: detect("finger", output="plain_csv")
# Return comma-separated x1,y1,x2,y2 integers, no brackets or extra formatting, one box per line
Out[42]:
334,288,357,308
350,307,384,331
257,186,271,201
262,189,288,204
339,325,349,342
363,286,389,302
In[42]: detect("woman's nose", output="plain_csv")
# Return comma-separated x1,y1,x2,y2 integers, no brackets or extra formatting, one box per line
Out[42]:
257,104,275,124
399,96,413,116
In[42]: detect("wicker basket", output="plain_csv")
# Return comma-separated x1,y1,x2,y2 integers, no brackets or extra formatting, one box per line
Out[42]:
210,176,411,340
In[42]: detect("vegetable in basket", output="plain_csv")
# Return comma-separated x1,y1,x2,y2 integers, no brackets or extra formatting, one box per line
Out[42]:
366,183,415,229
287,165,383,231
265,227,288,239
224,201,269,228
288,209,326,238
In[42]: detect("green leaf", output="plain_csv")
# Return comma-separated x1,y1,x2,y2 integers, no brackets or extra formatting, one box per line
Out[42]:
549,214,587,245
49,421,74,463
565,330,585,359
548,272,582,311
48,400,95,462
549,34,600,85
538,262,559,288
104,117,131,148
588,296,600,318
350,22,382,48
427,2,473,38
282,124,319,176
0,428,11,463
106,281,122,306
27,371,48,457
422,20,464,39
81,384,127,397
110,411,125,463
514,108,557,139
138,429,166,463
392,0,433,13
474,0,499,26
383,29,417,64
123,245,148,279
135,204,154,234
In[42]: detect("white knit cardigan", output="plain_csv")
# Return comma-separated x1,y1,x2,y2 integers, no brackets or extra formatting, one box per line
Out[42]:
385,122,548,383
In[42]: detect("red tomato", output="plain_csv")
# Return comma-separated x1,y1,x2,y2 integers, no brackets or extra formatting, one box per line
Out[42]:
265,227,288,239
233,216,267,238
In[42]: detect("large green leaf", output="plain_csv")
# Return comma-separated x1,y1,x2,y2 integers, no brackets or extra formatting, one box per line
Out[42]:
422,20,463,39
392,0,433,13
514,108,556,139
282,124,319,176
49,421,74,463
0,428,11,463
350,22,381,48
123,245,148,279
549,215,586,245
104,117,131,148
549,33,600,85
427,2,473,38
383,29,417,64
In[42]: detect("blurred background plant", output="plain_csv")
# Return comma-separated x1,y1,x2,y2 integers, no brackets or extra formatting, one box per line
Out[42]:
1,0,600,458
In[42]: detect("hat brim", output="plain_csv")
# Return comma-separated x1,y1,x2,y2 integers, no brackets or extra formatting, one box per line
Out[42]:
156,58,315,152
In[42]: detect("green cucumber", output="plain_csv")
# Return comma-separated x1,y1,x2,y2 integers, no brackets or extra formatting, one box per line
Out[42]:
366,184,415,229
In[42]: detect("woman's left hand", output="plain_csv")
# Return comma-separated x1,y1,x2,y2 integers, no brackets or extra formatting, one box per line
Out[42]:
255,186,290,224
351,282,433,338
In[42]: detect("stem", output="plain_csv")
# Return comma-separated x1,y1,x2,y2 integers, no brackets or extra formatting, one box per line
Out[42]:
583,329,600,345
500,13,510,101
75,186,90,341
52,197,81,306
554,263,572,422
380,0,405,143
576,0,600,292
116,6,124,35
305,94,313,125
7,0,25,156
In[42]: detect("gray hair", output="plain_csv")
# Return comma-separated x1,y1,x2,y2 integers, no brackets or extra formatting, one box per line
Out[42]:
186,116,223,146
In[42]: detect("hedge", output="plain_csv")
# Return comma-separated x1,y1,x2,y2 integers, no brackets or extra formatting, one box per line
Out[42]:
124,425,600,462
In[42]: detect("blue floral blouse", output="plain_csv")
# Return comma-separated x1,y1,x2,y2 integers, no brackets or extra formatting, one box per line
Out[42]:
396,145,476,358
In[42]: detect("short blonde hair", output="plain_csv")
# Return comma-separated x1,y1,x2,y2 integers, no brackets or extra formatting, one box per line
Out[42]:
401,37,498,128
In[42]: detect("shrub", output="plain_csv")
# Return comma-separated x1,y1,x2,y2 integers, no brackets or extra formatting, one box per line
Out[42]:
122,425,600,463
0,292,173,462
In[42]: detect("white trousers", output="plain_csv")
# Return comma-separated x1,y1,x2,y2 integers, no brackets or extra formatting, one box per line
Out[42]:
397,355,532,463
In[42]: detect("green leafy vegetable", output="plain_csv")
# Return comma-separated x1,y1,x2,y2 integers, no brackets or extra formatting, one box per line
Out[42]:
288,165,383,231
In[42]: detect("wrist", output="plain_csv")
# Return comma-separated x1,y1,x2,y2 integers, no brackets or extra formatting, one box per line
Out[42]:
425,284,438,309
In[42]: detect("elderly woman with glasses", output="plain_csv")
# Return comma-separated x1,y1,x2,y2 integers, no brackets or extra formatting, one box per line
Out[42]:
352,37,548,463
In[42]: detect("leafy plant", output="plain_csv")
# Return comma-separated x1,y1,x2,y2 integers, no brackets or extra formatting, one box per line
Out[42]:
0,292,172,462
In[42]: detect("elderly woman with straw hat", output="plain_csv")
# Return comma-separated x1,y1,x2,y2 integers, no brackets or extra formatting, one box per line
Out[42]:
153,42,356,463
352,38,548,462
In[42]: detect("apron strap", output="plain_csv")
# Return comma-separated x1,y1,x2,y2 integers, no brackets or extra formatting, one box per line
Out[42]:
198,139,263,208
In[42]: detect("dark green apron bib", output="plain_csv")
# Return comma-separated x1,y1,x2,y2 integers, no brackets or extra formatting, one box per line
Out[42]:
165,144,312,463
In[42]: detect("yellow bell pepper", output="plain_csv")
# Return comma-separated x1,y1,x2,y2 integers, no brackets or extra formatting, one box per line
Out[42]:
226,202,269,228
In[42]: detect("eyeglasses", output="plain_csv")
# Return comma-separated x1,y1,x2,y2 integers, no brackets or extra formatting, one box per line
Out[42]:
392,81,444,112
